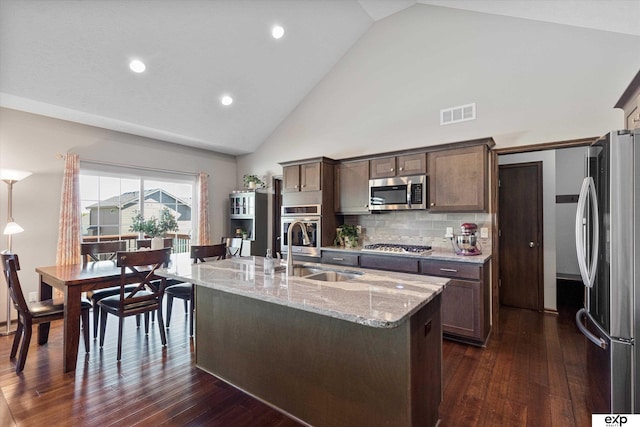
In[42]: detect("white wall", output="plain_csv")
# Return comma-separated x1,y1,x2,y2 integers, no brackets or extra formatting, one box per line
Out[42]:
238,4,639,178
555,146,586,276
0,107,237,323
499,151,557,311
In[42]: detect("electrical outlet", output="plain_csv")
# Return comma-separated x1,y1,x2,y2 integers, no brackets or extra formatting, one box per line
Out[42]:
445,227,453,238
29,292,38,302
480,227,489,238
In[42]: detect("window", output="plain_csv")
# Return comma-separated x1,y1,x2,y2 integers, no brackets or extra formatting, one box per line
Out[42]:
79,164,195,252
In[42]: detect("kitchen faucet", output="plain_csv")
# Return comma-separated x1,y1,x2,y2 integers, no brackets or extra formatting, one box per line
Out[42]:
287,220,311,276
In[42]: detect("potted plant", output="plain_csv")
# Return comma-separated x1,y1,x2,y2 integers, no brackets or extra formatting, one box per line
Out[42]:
336,224,360,248
130,208,179,249
243,174,264,190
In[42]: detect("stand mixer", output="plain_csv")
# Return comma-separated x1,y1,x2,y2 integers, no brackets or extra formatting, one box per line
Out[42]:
451,223,482,256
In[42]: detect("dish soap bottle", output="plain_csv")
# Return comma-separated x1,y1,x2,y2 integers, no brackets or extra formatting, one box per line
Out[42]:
264,249,275,276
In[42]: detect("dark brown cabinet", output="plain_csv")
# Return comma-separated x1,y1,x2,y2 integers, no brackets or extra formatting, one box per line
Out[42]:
369,153,426,179
283,162,321,193
420,259,490,345
615,69,640,130
428,145,488,212
321,251,359,267
335,160,370,214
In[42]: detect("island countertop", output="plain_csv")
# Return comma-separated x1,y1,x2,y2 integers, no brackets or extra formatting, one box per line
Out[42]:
158,256,448,328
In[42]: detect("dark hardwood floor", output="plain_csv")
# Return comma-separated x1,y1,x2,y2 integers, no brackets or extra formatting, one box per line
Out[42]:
0,302,589,426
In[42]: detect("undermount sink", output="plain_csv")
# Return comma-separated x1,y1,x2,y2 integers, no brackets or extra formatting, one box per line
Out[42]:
281,264,363,282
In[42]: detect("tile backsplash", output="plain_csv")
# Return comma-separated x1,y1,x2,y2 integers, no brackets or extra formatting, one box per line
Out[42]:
343,211,493,253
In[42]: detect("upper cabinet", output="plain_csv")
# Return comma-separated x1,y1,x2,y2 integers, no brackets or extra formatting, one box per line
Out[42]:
283,162,321,193
370,153,426,179
429,144,489,212
335,160,370,214
615,69,640,130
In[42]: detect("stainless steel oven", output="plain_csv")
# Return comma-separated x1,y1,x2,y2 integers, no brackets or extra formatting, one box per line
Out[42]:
281,205,321,257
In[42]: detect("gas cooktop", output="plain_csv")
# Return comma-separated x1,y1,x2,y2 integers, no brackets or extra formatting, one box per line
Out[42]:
362,243,432,256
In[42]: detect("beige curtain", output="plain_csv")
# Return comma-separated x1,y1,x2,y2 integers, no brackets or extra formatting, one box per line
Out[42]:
56,154,81,266
197,172,211,245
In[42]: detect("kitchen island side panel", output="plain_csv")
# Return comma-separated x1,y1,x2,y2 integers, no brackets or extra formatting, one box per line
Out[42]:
196,287,441,427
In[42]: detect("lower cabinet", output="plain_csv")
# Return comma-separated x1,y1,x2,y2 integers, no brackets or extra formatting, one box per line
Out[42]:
320,250,491,346
420,259,490,346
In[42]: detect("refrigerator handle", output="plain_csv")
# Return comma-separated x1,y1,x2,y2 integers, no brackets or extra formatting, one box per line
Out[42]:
575,308,608,349
575,177,599,288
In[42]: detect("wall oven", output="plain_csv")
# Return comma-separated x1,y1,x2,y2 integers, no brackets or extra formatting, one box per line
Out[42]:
281,205,321,257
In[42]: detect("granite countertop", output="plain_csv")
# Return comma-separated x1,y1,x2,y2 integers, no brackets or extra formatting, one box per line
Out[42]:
322,246,492,263
158,256,448,329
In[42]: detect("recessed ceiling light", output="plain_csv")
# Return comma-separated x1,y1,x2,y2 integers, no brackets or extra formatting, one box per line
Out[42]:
271,25,285,39
129,59,146,73
221,95,233,106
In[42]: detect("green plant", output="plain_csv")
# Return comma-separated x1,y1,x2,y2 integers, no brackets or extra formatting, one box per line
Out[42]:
336,224,359,247
129,208,179,238
243,174,264,188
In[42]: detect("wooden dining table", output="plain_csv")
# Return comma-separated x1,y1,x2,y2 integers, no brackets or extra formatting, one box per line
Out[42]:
36,253,189,373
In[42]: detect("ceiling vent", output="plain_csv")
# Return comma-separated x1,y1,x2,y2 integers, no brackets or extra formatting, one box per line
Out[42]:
440,103,476,125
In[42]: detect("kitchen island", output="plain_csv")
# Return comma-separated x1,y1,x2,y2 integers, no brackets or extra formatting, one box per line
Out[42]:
158,256,448,427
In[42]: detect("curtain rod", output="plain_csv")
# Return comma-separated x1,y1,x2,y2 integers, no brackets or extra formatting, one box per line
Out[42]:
57,154,199,177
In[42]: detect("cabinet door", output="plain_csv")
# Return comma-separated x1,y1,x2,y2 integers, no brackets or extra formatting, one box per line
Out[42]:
283,165,300,193
370,157,397,179
626,94,639,130
429,145,487,212
336,160,370,214
441,279,482,341
300,162,321,192
397,153,427,176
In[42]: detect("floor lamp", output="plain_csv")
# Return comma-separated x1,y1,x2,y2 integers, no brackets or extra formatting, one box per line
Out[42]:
1,169,32,336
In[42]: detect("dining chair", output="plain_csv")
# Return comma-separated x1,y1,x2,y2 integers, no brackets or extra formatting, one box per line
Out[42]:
221,237,243,257
136,238,173,250
165,243,226,336
98,248,171,361
1,253,91,374
83,241,144,339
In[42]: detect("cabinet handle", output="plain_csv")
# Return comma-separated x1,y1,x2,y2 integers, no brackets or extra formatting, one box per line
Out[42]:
390,168,394,172
301,184,306,188
430,202,435,207
332,257,344,261
399,167,404,171
439,268,458,273
294,185,298,189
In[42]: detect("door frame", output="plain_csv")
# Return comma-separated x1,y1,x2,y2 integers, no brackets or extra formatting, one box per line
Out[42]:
498,161,544,311
490,137,595,330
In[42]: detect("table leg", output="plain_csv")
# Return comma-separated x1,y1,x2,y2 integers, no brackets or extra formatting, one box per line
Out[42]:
37,276,53,345
62,286,82,372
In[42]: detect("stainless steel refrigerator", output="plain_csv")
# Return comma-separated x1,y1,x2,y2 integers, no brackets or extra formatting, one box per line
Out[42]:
575,128,639,414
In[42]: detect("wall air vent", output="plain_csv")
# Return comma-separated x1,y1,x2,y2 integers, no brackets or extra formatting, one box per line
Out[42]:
440,103,476,125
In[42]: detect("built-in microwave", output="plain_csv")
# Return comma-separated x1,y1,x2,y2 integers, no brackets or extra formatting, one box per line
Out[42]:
369,175,427,211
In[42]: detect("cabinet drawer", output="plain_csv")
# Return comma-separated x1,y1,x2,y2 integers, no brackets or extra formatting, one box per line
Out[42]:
420,260,481,280
360,254,419,273
321,252,359,267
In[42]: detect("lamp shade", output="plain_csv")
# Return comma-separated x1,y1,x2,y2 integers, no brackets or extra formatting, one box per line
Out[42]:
3,221,24,235
0,169,32,182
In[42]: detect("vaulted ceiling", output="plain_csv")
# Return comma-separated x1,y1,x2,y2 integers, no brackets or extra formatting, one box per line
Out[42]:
1,0,638,155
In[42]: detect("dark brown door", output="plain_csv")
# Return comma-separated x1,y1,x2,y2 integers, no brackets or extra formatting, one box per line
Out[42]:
498,162,543,310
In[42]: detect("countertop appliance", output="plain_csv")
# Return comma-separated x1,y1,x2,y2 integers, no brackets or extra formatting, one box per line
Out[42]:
451,223,482,256
362,243,432,256
575,129,639,414
369,175,427,211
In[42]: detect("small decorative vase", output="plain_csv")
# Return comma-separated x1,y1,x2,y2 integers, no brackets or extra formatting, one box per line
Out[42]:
151,236,164,250
248,181,256,190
